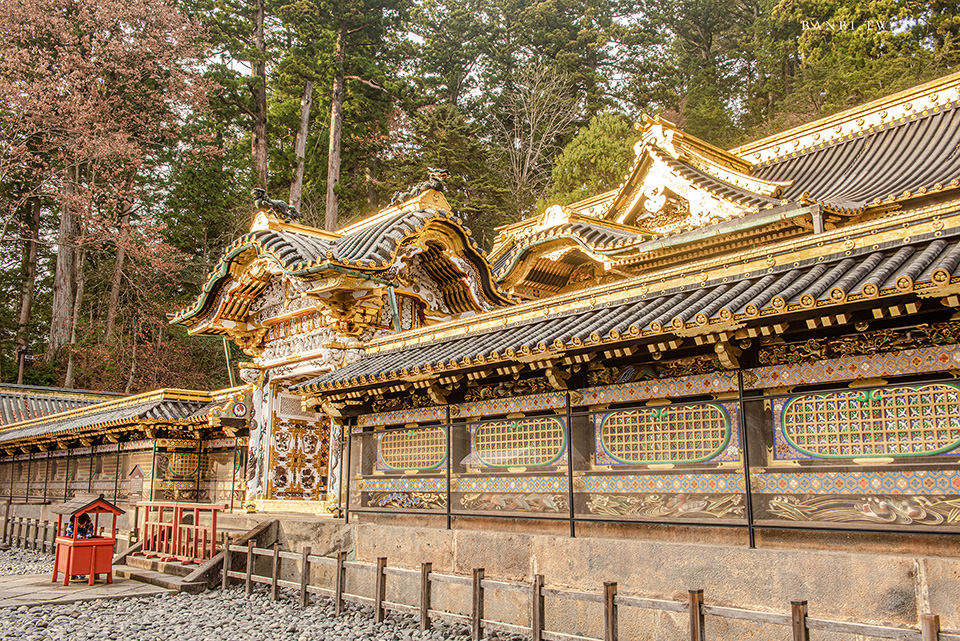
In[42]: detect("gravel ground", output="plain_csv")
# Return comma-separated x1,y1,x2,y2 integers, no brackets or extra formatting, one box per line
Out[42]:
2,586,528,641
0,549,52,576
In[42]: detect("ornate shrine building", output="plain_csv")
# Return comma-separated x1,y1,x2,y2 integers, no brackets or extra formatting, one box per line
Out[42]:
0,386,248,507
7,72,960,543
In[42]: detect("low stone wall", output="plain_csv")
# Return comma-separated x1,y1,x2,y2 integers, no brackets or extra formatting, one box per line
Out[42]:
347,520,959,640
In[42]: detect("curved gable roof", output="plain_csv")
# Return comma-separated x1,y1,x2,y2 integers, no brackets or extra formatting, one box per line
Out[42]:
172,207,512,328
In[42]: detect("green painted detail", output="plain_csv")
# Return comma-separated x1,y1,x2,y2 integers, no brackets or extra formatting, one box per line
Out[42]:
599,404,731,464
780,383,960,459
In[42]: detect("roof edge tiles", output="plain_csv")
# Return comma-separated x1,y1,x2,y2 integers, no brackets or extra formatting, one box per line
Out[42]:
294,228,960,394
0,387,224,434
732,70,960,164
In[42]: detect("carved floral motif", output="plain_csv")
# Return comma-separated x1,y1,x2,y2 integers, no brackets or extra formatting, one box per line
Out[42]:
459,492,567,512
586,493,743,519
758,322,960,366
368,491,446,510
766,495,960,525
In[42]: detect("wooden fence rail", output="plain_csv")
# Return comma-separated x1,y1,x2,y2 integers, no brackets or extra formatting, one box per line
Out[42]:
222,544,958,641
1,516,57,553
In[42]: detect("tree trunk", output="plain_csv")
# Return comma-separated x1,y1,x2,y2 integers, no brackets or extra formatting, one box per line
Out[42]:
104,210,129,341
251,0,268,188
49,168,77,361
289,79,314,212
124,332,137,394
16,197,40,384
63,249,85,389
325,27,346,232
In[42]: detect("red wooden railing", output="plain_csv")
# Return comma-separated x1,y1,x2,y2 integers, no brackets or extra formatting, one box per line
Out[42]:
136,501,226,564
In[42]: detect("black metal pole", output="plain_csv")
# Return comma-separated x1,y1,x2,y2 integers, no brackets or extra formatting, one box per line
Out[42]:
194,438,202,501
736,369,756,549
344,421,352,524
63,449,69,499
230,438,238,512
24,457,31,503
114,442,121,503
149,442,157,501
565,393,575,538
43,452,50,503
337,422,345,518
445,405,452,530
88,452,94,493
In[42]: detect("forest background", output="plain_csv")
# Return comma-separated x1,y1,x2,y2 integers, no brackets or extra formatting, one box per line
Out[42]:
0,0,957,393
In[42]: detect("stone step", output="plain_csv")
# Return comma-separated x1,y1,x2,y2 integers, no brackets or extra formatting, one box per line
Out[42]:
113,564,206,594
125,554,198,577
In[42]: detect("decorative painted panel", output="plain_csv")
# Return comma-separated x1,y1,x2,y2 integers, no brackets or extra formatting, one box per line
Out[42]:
581,472,745,494
745,344,960,390
468,416,567,468
773,384,960,461
595,402,740,465
268,413,330,501
596,404,731,465
358,406,446,428
753,469,960,496
376,426,447,471
580,372,738,406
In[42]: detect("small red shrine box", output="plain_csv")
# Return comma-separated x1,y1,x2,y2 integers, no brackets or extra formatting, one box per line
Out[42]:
51,494,124,586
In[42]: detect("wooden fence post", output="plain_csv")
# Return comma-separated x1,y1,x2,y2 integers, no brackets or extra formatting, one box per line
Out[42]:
41,521,49,552
15,517,22,548
688,590,705,641
471,568,484,641
791,601,808,641
375,557,387,623
532,574,545,641
222,542,232,590
270,543,280,602
300,546,311,607
335,551,346,616
921,613,941,641
33,519,39,551
245,540,254,595
420,562,432,632
604,582,618,641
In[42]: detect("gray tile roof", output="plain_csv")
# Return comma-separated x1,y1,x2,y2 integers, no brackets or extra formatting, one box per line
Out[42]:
0,385,124,426
0,397,213,445
174,207,511,327
754,105,960,213
295,231,960,393
234,208,481,272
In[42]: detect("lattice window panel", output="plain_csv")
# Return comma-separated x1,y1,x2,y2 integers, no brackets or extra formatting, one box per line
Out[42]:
597,404,731,464
276,392,316,422
780,384,960,459
471,417,566,468
377,427,447,471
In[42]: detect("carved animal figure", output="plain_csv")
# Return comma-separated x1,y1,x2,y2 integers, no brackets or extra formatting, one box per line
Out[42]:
390,167,449,205
252,188,301,221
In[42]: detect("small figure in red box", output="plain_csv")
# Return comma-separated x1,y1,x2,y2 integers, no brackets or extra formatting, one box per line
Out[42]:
51,494,124,586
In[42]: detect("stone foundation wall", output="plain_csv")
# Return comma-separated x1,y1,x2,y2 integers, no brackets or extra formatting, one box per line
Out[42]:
346,519,960,640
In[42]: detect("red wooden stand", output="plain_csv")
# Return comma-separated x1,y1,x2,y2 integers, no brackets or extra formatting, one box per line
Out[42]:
52,536,115,586
49,494,124,586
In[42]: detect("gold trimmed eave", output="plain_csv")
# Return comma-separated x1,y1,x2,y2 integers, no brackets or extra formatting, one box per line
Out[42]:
0,386,250,452
292,225,960,396
171,205,512,332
